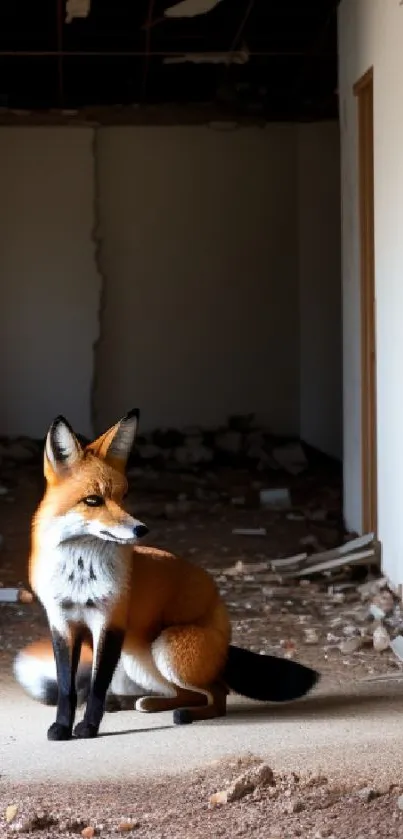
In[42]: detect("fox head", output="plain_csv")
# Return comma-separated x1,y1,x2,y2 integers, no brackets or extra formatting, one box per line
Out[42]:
35,409,149,548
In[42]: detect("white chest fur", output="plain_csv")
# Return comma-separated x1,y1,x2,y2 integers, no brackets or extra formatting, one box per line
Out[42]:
34,538,130,633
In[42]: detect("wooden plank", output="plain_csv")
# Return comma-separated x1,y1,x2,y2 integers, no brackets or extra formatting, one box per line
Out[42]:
354,67,378,535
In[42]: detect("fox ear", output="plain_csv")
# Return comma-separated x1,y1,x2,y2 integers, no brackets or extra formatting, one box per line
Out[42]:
44,416,82,483
87,409,139,474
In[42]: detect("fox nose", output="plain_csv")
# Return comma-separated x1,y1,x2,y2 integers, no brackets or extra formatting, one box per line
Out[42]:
133,522,149,540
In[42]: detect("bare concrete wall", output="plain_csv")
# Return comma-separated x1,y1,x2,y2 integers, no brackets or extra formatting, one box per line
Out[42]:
0,124,342,451
0,128,99,438
95,126,299,435
298,122,342,460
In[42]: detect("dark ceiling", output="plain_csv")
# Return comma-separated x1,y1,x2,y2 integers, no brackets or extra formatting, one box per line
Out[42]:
0,0,339,121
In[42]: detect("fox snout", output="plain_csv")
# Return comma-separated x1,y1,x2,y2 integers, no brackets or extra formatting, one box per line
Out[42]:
98,519,149,545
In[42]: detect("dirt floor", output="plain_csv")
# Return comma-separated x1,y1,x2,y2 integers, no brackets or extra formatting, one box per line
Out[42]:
1,452,403,837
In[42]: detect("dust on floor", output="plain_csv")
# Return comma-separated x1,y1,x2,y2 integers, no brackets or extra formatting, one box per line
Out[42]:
1,755,403,838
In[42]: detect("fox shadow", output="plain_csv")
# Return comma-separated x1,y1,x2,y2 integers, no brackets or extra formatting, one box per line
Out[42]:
98,684,403,738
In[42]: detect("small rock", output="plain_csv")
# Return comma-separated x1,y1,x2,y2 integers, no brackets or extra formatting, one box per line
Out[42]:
117,821,140,833
373,625,390,652
5,804,18,824
19,589,33,604
174,443,213,466
372,590,394,616
209,763,274,806
397,794,403,810
287,799,305,814
304,628,319,645
81,827,95,839
357,787,377,803
339,636,363,654
369,604,386,620
0,485,9,496
260,487,291,510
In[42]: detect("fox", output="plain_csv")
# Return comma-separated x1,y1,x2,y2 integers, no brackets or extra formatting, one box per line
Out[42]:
13,409,319,741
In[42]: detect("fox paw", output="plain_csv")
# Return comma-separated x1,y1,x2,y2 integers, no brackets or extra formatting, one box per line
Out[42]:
47,722,72,741
73,721,99,739
173,708,194,725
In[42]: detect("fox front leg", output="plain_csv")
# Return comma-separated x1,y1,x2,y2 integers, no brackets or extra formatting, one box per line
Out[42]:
48,628,83,741
74,626,124,739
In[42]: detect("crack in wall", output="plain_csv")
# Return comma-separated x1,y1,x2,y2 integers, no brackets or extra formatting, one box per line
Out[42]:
90,126,107,437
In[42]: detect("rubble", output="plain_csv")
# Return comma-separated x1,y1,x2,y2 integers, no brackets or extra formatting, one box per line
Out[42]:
0,427,400,698
372,625,391,652
259,487,291,509
209,763,274,806
272,441,308,475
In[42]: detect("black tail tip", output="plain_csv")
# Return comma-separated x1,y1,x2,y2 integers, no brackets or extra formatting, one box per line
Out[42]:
224,645,321,703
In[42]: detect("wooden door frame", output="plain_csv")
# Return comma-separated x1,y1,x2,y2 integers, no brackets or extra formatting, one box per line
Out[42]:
353,67,377,535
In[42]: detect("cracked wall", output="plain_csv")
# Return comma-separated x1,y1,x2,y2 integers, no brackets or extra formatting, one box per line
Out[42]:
0,123,341,451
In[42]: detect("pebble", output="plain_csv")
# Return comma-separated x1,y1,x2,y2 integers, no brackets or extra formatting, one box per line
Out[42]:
117,821,140,832
5,804,18,823
339,636,363,654
372,625,390,652
357,787,377,803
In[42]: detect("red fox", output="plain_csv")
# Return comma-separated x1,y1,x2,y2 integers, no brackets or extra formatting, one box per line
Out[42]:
13,410,319,741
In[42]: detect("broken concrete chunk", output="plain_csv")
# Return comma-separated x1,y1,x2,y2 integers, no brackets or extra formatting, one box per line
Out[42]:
272,442,308,475
372,625,391,652
0,587,33,604
303,628,319,645
209,763,274,806
0,588,19,603
339,636,363,654
357,787,378,803
371,590,395,616
369,603,386,620
259,487,291,510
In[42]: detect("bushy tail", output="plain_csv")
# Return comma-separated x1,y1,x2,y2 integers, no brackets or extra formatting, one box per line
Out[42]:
224,645,319,702
13,640,92,707
14,640,319,708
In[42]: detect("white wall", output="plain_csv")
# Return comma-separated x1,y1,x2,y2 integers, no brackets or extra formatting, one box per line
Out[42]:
0,128,99,439
339,0,403,584
298,123,342,459
95,126,299,434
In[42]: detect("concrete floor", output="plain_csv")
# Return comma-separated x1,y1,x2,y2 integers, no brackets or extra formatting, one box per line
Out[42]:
2,677,403,787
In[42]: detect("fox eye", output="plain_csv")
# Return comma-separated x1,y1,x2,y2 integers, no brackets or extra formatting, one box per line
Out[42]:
83,495,104,507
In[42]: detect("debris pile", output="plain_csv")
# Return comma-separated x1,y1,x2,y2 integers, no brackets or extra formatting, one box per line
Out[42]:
129,415,311,473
